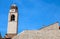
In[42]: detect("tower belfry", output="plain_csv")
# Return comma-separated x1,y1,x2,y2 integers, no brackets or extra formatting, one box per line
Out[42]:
6,4,18,39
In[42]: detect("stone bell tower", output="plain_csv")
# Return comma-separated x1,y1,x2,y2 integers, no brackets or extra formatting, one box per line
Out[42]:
5,4,18,39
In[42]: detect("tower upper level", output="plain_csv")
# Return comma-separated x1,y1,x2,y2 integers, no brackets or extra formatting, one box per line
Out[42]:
10,4,18,12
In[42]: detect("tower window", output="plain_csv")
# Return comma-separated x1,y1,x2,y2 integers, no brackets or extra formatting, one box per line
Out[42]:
11,14,15,21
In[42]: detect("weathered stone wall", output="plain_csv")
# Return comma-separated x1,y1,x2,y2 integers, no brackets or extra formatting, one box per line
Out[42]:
12,22,60,39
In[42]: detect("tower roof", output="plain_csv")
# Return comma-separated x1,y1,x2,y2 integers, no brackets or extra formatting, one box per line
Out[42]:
11,4,18,9
11,4,16,7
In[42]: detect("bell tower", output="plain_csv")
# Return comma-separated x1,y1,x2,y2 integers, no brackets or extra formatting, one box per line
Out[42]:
6,4,18,39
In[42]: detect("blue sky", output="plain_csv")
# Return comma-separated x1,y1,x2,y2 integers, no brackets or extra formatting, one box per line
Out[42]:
0,0,60,37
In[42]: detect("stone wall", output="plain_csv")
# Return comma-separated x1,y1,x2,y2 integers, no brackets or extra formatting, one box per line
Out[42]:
12,22,60,39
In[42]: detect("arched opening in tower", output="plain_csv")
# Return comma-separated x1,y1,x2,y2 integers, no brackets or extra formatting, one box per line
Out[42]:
11,14,15,21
